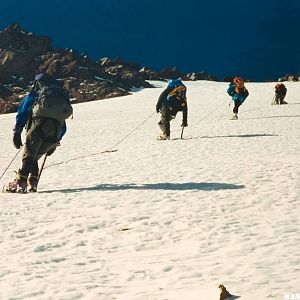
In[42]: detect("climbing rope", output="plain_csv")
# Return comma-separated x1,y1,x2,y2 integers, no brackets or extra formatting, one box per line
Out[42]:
45,111,156,169
0,147,22,180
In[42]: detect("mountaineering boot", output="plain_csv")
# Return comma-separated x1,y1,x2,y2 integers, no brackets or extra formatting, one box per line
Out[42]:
28,175,38,192
230,113,238,120
3,171,28,193
157,133,170,140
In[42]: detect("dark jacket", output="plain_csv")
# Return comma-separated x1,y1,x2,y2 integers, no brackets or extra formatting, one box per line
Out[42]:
156,85,188,123
275,84,287,98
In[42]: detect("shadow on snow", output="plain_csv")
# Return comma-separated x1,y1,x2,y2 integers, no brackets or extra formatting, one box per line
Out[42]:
175,133,278,140
40,182,245,194
200,133,278,139
245,114,300,120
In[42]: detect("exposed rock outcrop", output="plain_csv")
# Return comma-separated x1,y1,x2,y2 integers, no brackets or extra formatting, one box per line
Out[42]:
0,23,219,115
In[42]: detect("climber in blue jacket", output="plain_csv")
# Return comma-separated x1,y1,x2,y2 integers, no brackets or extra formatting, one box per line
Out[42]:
227,77,249,120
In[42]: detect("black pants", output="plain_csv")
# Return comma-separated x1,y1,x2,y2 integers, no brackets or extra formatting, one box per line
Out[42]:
233,100,242,114
20,118,61,178
158,106,176,136
274,95,285,105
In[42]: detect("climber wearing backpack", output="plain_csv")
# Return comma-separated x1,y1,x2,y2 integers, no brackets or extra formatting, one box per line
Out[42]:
227,76,249,120
272,83,287,105
156,79,188,140
4,73,73,193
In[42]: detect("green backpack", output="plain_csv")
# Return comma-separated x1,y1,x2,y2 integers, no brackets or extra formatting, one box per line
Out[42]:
32,74,73,123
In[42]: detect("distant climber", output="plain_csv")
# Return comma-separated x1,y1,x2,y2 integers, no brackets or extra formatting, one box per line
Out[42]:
227,77,249,120
272,83,287,105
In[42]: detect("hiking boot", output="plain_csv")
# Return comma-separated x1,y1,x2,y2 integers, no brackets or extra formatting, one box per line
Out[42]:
4,172,27,193
157,133,170,140
230,113,238,120
28,175,38,192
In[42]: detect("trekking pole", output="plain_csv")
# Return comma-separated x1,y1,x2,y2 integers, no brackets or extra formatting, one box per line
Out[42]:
180,126,184,139
271,96,276,105
0,147,22,180
37,154,48,185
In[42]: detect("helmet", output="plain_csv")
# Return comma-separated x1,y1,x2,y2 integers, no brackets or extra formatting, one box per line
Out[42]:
167,79,183,89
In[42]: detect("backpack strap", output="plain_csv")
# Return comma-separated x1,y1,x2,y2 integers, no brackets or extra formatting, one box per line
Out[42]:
168,85,186,97
167,85,186,101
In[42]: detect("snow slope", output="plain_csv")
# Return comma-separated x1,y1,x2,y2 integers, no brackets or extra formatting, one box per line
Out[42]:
0,81,299,300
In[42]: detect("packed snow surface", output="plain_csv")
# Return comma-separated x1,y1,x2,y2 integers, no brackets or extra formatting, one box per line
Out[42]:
0,80,299,300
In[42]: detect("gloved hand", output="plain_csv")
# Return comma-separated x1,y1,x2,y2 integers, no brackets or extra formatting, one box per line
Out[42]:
156,105,160,113
13,128,23,149
47,142,60,156
181,121,188,127
47,146,56,156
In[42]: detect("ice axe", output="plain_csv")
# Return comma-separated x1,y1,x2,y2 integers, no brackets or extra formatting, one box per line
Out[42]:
180,125,184,139
37,154,48,186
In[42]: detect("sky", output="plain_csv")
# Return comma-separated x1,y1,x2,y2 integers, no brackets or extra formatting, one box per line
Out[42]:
1,80,300,299
0,0,300,81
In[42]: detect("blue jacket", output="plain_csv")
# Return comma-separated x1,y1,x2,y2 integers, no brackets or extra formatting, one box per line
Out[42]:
227,83,249,103
15,92,67,140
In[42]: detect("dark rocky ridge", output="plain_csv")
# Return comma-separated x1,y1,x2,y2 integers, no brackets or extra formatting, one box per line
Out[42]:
0,24,220,114
0,24,298,114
